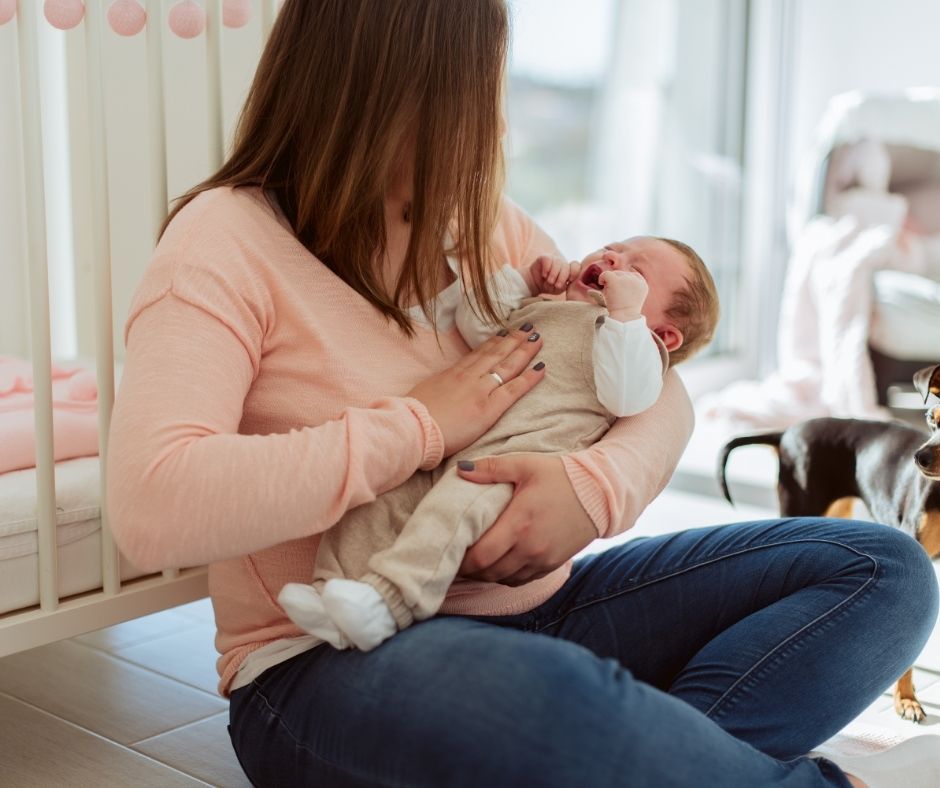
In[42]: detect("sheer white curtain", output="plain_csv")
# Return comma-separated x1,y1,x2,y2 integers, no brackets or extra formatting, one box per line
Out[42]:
0,17,73,359
506,0,748,359
0,16,30,358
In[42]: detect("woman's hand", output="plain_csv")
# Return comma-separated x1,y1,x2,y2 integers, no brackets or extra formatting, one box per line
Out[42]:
406,326,545,457
455,454,598,586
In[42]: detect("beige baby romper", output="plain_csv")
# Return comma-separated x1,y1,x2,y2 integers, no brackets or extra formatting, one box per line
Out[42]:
311,291,646,630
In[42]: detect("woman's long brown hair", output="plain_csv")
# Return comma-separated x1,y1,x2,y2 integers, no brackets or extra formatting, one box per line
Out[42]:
159,0,509,337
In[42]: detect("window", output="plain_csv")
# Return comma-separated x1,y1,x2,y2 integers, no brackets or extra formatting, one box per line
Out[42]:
506,0,749,360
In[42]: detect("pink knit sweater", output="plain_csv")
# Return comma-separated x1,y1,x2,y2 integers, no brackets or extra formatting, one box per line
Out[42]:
106,187,694,695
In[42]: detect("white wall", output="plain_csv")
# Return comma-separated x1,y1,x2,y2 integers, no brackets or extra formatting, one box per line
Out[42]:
787,0,940,185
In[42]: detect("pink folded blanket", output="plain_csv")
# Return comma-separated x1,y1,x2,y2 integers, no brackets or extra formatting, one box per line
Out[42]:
0,356,99,474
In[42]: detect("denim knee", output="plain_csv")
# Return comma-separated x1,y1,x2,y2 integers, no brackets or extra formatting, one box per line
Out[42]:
862,524,939,652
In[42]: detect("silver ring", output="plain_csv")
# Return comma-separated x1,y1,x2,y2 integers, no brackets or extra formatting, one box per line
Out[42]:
488,371,505,386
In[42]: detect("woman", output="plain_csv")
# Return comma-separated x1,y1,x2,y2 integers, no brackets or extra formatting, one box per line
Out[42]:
107,2,937,786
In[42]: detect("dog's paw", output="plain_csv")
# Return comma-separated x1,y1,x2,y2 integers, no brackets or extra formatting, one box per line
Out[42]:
894,696,927,723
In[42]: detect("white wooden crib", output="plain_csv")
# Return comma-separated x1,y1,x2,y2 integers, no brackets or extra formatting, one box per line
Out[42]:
0,0,278,657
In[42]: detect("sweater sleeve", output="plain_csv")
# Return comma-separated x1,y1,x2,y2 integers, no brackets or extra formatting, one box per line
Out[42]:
107,280,443,573
561,369,693,538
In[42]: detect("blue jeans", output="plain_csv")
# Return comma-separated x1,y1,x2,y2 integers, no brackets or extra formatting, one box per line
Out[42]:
228,519,938,787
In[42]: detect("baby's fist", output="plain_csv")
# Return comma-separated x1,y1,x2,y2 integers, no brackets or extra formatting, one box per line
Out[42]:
599,269,648,315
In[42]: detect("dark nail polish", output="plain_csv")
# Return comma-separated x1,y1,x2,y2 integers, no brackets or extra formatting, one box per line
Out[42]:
520,322,533,332
458,460,475,471
534,361,545,371
527,332,540,342
497,329,508,337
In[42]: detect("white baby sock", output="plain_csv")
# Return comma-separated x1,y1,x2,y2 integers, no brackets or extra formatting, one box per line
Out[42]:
821,735,940,788
277,583,350,650
321,578,398,652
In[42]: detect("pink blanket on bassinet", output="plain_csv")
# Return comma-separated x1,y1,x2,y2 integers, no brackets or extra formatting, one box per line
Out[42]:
700,203,932,429
0,356,99,474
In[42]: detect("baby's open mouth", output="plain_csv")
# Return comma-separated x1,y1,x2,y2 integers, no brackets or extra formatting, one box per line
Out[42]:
581,263,605,290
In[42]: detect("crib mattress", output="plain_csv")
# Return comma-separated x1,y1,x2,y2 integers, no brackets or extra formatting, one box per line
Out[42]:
870,271,940,360
0,456,145,616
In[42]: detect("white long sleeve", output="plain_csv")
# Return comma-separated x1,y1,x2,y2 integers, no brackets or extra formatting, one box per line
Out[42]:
456,265,665,417
594,316,664,417
455,264,533,349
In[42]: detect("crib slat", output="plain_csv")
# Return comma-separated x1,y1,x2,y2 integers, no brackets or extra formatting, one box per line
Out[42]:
206,0,224,166
18,0,60,612
149,2,176,586
146,0,169,242
84,0,121,595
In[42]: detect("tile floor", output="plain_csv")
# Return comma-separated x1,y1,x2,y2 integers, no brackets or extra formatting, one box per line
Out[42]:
1,487,938,786
0,596,247,788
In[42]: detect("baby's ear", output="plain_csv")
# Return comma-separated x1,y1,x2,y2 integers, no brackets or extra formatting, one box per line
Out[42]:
655,325,683,352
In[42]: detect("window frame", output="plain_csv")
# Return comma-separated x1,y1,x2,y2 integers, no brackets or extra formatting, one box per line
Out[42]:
505,0,798,397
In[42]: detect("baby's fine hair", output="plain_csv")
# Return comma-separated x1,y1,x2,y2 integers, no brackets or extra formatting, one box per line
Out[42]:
657,238,720,366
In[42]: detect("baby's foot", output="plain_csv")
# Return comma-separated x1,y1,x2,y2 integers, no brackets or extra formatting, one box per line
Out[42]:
277,583,350,650
321,578,398,651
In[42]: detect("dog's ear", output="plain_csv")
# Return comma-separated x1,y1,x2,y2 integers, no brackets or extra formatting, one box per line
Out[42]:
913,365,940,402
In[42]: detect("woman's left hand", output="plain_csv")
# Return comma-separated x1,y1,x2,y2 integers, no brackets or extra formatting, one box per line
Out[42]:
456,454,598,586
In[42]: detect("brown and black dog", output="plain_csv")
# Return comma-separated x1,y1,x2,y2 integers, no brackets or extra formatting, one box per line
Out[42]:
718,364,940,722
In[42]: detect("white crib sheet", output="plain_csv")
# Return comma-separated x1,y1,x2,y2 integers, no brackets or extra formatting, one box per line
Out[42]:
0,456,145,616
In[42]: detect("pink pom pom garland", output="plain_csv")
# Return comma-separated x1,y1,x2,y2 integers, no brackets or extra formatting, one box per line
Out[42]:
168,0,205,39
223,0,251,29
0,0,16,27
107,0,147,36
44,0,85,30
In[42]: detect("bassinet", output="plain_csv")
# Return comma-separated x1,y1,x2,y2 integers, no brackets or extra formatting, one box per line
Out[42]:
790,88,940,405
